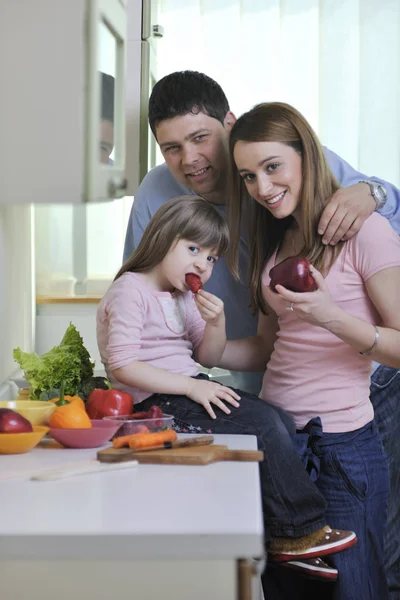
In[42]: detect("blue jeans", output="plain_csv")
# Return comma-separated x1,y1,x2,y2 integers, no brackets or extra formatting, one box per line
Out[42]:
370,365,400,599
263,420,390,600
136,374,328,540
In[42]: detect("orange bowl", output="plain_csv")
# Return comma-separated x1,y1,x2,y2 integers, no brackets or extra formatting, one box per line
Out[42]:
0,425,49,454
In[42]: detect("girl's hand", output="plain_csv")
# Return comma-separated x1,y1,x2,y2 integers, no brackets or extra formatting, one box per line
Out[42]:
194,289,225,325
186,378,240,419
274,266,341,327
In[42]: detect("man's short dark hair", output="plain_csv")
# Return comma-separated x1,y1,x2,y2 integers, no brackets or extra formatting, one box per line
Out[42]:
148,71,230,137
101,72,115,123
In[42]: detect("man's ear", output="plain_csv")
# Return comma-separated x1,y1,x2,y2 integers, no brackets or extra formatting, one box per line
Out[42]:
223,111,237,132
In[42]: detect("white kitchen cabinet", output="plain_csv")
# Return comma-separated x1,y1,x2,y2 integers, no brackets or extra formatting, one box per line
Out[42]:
0,0,130,204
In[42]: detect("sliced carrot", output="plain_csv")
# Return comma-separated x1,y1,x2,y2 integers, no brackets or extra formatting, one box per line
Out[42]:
113,429,177,449
129,429,177,449
112,431,149,449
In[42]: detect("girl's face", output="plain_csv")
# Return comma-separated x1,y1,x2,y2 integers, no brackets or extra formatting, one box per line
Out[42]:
233,140,303,220
158,238,219,292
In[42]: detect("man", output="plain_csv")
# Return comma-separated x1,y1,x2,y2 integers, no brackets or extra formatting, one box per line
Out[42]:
124,71,400,595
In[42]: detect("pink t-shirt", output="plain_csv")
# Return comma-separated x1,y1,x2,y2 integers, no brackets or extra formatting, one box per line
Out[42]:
96,272,206,403
261,213,400,433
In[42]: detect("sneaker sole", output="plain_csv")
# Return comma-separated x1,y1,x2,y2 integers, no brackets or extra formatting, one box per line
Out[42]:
280,560,338,581
269,532,357,562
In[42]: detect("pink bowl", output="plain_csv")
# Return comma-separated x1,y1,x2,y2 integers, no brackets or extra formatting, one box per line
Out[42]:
49,420,122,449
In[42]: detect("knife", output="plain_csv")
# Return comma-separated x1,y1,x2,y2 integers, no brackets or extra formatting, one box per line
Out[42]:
133,434,214,452
30,460,139,481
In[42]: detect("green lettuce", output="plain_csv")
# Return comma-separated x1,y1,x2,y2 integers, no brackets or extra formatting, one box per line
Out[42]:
13,323,95,400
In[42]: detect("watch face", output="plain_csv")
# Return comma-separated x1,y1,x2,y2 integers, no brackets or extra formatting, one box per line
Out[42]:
375,185,387,202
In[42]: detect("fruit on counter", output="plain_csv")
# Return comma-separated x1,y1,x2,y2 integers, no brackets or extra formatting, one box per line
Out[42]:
49,383,92,429
125,411,151,420
113,428,177,449
147,404,164,427
0,408,33,433
111,406,164,421
133,424,150,434
269,255,317,293
86,386,134,419
185,273,202,293
147,405,163,419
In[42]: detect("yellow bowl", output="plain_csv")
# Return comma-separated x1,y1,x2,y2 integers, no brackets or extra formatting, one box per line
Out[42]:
0,401,56,426
0,425,49,454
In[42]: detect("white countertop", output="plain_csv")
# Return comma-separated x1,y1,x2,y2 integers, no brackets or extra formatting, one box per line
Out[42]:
0,434,264,561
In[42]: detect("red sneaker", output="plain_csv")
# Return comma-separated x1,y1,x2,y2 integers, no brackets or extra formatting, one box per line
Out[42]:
280,557,338,581
269,528,357,562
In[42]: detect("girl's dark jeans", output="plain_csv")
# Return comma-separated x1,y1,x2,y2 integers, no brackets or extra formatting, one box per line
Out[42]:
135,374,328,540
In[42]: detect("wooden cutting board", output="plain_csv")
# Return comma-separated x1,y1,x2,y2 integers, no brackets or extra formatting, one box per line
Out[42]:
97,444,264,465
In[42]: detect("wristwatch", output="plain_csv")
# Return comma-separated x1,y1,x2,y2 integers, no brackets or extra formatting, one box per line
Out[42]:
359,180,387,211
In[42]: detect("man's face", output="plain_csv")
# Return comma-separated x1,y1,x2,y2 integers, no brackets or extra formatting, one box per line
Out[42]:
155,111,235,203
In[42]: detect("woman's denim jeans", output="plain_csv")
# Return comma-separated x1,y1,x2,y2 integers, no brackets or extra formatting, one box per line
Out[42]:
370,365,400,599
263,420,390,600
136,374,328,540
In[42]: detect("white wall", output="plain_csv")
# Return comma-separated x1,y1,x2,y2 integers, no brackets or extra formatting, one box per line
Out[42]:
0,205,35,384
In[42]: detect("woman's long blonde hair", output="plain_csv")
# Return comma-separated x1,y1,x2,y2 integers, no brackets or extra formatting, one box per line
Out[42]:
227,102,344,314
115,195,229,281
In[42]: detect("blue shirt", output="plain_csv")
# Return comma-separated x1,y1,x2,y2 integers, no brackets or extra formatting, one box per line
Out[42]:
123,147,400,392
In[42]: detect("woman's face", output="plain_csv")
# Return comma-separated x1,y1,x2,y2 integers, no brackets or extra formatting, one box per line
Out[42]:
233,140,303,220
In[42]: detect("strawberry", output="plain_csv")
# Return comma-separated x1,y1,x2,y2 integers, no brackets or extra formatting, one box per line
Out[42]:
185,273,202,293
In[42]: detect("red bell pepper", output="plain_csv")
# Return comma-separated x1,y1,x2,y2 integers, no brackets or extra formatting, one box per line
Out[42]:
86,386,134,419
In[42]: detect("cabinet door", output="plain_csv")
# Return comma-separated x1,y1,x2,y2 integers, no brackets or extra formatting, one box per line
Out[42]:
0,0,128,204
86,0,128,202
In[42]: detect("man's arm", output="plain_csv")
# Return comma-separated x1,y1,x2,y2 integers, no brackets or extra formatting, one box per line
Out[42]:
319,147,400,244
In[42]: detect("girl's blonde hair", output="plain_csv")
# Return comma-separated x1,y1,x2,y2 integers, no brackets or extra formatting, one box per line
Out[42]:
115,195,230,280
227,102,344,314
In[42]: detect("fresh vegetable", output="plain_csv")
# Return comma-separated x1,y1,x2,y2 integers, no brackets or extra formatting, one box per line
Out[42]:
269,256,317,293
38,376,110,403
0,408,33,433
76,376,111,402
185,273,202,293
113,428,177,449
86,386,134,419
49,383,92,429
128,429,177,450
13,323,95,400
49,394,86,411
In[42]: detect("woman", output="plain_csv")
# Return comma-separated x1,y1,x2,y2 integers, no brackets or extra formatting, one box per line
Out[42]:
223,102,400,599
97,195,356,581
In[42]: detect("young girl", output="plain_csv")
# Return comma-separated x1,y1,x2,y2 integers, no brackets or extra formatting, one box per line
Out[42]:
226,103,400,599
97,194,355,581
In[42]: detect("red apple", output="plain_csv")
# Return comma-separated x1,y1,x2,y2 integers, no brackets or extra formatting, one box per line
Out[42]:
0,408,33,433
269,255,317,293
